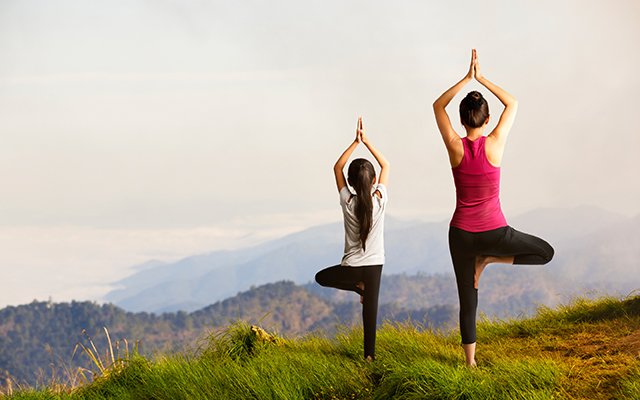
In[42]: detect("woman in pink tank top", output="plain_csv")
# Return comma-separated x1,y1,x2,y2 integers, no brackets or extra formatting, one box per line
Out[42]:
433,49,554,367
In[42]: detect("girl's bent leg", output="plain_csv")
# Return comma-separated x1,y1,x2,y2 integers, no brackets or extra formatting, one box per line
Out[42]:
315,265,363,294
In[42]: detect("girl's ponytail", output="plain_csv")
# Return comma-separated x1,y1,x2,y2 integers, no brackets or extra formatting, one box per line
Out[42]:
347,158,376,251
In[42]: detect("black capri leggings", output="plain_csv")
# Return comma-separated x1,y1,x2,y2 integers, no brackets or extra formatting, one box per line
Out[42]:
315,264,383,359
449,225,554,344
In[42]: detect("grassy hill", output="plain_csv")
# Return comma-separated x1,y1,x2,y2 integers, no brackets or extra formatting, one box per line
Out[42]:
3,295,639,400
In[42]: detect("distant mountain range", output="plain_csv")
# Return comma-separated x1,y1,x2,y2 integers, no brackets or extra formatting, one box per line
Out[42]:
105,205,639,314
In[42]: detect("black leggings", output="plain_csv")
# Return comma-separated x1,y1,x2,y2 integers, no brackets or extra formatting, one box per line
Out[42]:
315,264,383,359
449,225,554,344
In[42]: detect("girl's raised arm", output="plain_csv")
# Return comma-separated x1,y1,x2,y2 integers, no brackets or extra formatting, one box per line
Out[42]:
333,120,361,192
358,117,390,187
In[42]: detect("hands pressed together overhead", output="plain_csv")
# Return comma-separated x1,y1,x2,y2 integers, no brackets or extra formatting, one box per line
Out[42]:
466,48,484,82
355,116,368,145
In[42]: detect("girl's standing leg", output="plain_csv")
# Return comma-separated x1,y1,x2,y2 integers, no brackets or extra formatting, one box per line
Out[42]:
361,265,382,360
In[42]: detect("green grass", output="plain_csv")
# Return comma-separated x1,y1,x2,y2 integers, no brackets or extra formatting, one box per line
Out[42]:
3,295,639,400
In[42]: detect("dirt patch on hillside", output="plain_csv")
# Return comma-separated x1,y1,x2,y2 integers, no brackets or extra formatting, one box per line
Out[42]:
566,325,640,359
614,328,640,358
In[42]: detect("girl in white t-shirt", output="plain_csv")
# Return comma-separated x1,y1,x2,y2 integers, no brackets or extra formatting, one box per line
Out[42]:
315,117,389,360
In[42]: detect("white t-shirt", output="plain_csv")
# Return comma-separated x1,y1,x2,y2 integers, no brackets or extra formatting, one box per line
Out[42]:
339,183,387,266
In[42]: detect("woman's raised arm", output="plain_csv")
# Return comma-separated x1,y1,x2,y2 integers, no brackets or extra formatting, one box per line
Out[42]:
433,49,475,164
474,52,518,143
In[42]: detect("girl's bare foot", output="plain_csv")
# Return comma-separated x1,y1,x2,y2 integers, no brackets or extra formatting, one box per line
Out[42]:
356,281,364,304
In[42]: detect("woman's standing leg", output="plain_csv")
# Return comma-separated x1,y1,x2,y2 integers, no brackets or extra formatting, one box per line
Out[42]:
449,227,480,366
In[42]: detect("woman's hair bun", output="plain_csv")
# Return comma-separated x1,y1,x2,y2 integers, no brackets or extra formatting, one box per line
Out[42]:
469,91,483,105
459,91,489,128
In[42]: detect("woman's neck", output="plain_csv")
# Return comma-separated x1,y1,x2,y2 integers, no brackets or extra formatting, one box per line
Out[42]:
464,127,484,141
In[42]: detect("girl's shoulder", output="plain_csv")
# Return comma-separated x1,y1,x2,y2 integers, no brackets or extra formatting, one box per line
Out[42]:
373,184,388,204
339,185,354,206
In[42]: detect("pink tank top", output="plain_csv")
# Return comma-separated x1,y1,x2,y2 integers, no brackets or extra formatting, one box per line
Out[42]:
450,136,507,232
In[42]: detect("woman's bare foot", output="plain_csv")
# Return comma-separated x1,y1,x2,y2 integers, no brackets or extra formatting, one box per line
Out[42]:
463,342,477,367
474,255,515,289
474,256,489,289
356,281,364,304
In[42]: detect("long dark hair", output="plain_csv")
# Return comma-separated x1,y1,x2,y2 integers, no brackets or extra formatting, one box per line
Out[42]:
459,91,489,128
347,158,376,251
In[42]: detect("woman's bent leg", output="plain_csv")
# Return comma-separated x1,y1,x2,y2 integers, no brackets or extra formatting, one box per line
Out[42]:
483,226,554,265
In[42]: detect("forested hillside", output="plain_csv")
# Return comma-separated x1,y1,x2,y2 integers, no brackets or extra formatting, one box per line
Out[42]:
0,280,453,386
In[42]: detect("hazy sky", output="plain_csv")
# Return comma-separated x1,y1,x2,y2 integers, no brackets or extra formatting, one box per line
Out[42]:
1,0,639,307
